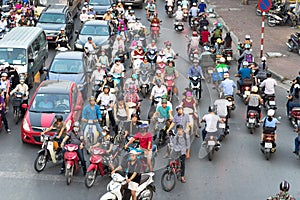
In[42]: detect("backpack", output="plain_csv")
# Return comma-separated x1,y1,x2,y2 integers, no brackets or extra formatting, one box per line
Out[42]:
245,53,253,63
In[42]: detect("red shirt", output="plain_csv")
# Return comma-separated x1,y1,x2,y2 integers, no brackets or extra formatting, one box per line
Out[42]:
133,132,152,149
201,30,210,43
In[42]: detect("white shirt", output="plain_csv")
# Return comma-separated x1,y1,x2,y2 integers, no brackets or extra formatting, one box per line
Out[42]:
84,42,95,52
97,93,113,110
80,13,89,22
91,69,106,82
174,10,184,21
166,0,174,6
260,78,277,95
156,55,167,63
202,113,220,132
151,85,167,98
214,99,230,117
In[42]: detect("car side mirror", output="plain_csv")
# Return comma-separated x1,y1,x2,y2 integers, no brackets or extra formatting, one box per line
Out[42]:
75,105,81,111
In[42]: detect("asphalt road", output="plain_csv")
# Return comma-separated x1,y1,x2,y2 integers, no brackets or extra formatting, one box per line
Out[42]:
0,2,300,200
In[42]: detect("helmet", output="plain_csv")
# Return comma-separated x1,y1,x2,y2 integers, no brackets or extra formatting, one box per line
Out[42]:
192,2,196,6
103,85,110,91
89,96,96,101
208,106,214,112
245,34,251,40
89,6,94,9
132,74,138,79
223,73,230,78
143,56,148,61
114,57,121,63
20,76,25,82
156,79,162,86
177,5,182,10
251,86,258,93
203,26,208,30
156,69,161,74
267,109,275,117
186,91,192,97
176,124,183,129
216,38,222,44
266,71,272,77
176,105,183,111
192,31,198,36
261,56,267,61
244,44,251,49
217,23,222,28
87,37,92,41
55,115,63,122
219,57,226,63
73,121,80,127
193,59,199,63
280,181,290,192
161,99,167,104
139,123,149,129
129,149,139,155
242,61,249,66
131,113,138,118
128,6,132,9
159,50,165,56
129,9,135,14
1,72,8,77
103,126,110,132
107,73,113,77
162,94,168,99
201,0,204,2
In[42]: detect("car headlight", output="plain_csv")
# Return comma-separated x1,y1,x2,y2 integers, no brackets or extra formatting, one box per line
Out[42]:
23,118,30,132
65,119,72,132
75,43,83,49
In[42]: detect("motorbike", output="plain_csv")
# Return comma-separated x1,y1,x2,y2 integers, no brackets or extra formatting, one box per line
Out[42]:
201,135,219,161
83,120,100,152
224,95,235,118
166,5,174,18
34,134,62,172
85,47,98,71
223,49,233,64
132,55,144,75
139,68,151,98
112,73,123,89
12,92,24,124
260,127,277,160
267,11,298,27
165,75,177,102
239,78,252,104
100,104,111,127
218,117,229,142
290,107,300,129
85,146,120,188
264,94,277,113
174,21,184,32
183,107,198,137
246,109,260,134
286,32,300,55
153,117,169,146
183,8,189,21
189,76,202,101
156,62,166,75
92,79,104,99
146,49,157,72
150,22,160,42
99,172,156,200
189,48,200,62
64,144,79,185
190,16,200,31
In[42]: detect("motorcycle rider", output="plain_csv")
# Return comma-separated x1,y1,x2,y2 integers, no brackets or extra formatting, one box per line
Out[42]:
0,72,10,109
81,96,102,135
167,105,191,134
215,57,228,80
146,1,156,18
0,89,10,133
98,49,110,68
287,83,300,118
152,98,173,121
84,37,97,53
156,50,167,64
246,86,263,121
104,73,118,92
223,32,232,49
147,39,158,52
110,57,125,90
41,114,66,142
214,38,224,56
90,64,106,86
112,35,125,59
211,22,223,45
111,149,142,200
242,34,253,49
124,73,139,92
213,98,231,135
198,0,207,13
254,56,268,85
164,41,176,59
103,8,113,21
125,123,153,172
152,70,165,86
124,85,141,113
260,72,277,102
124,113,142,136
267,181,295,200
55,28,69,43
173,6,184,30
60,121,87,175
56,36,71,50
260,109,280,143
140,56,151,71
219,73,236,97
188,3,198,26
114,98,129,125
188,31,200,53
80,8,89,23
96,85,116,130
235,61,252,95
238,43,253,69
149,13,161,35
9,76,29,117
149,79,167,105
181,0,189,9
165,0,174,13
187,59,204,85
200,26,210,45
164,60,179,98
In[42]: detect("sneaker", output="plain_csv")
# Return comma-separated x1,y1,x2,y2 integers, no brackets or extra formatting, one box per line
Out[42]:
6,129,11,133
293,151,299,156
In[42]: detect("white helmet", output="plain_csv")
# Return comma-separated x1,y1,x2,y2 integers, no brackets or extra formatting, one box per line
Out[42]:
177,6,182,10
245,34,251,39
261,56,267,61
267,109,275,117
219,57,226,63
242,61,249,66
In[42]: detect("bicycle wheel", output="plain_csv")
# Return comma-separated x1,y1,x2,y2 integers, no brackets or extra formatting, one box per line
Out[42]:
161,169,176,192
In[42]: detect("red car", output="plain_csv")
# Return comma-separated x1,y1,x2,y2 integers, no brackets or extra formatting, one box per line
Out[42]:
21,80,84,145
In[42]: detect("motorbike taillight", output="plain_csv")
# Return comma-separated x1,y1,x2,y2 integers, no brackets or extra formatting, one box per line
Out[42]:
245,86,250,91
291,110,300,117
266,137,273,140
249,112,256,117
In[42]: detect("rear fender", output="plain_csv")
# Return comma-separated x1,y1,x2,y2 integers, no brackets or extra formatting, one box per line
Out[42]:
86,163,98,173
99,192,117,200
66,160,74,169
37,148,47,156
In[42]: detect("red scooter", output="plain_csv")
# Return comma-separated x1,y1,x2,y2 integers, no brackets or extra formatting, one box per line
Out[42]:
85,147,120,188
165,75,178,101
156,62,166,75
64,144,79,185
150,23,160,42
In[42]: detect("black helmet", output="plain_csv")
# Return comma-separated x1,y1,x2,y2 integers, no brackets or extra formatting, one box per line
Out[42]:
266,71,272,77
55,115,63,122
176,124,183,129
87,37,92,41
131,113,138,118
208,106,214,112
280,181,290,192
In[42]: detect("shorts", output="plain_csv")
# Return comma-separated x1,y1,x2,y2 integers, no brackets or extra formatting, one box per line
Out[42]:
128,181,139,191
142,149,153,158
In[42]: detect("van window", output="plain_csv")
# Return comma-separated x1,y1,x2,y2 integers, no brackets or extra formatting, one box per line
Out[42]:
0,48,26,65
38,33,47,47
32,40,40,56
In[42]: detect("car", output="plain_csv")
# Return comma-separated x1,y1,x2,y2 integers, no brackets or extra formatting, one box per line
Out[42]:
88,0,112,19
120,0,143,8
21,80,84,145
74,20,112,52
46,51,88,98
36,5,74,44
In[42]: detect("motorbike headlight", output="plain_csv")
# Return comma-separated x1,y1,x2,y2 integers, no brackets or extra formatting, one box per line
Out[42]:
75,43,83,49
23,118,31,132
65,120,72,132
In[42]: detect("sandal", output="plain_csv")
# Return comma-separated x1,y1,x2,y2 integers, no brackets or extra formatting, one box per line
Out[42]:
181,177,186,183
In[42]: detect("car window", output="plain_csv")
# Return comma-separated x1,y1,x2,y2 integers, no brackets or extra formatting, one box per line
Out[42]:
80,25,109,36
30,93,70,113
50,59,83,73
89,0,110,6
38,13,66,24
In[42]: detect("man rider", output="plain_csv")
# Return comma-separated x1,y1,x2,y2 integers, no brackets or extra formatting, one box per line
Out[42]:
150,79,167,105
260,71,277,102
260,109,280,143
55,28,69,43
81,96,102,134
235,61,252,95
10,76,29,116
219,73,236,97
167,105,191,134
61,121,87,175
187,59,204,79
267,181,295,200
124,74,139,91
188,31,200,53
84,37,97,52
124,113,142,137
173,6,184,30
188,2,198,26
152,98,173,121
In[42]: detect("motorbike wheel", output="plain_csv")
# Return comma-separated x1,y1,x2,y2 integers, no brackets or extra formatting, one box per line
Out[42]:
197,88,201,100
267,17,276,27
161,169,176,192
66,166,73,185
265,150,271,160
85,170,97,188
287,41,294,52
250,128,254,134
151,156,155,169
138,188,154,200
141,87,147,98
298,49,300,56
207,146,214,161
34,153,47,172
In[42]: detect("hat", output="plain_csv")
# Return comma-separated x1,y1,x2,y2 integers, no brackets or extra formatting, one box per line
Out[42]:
1,72,8,77
162,99,167,104
89,96,96,101
129,150,139,155
60,27,65,31
176,105,183,111
96,63,101,67
186,91,192,97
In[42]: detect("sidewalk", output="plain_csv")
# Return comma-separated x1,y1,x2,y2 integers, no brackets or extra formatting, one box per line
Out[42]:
206,0,299,82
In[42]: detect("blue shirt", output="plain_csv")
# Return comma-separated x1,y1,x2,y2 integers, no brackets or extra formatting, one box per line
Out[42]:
189,7,198,17
220,79,236,96
198,3,206,12
82,104,102,120
187,66,203,77
263,117,278,128
156,106,171,119
238,67,251,79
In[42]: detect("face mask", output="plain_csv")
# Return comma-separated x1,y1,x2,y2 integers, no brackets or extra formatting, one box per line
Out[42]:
73,127,79,132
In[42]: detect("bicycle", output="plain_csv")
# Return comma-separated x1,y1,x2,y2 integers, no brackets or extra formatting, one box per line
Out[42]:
161,155,182,192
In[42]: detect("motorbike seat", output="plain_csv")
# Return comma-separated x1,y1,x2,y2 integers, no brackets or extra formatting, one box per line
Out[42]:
241,78,253,86
140,174,150,185
292,107,300,111
296,32,300,37
263,127,276,134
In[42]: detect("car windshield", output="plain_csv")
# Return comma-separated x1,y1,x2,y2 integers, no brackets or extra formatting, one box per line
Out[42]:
38,13,66,24
80,24,109,36
49,59,84,73
30,93,71,113
89,0,110,6
0,48,26,65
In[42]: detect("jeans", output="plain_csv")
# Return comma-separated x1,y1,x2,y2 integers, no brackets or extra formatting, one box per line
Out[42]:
295,137,299,153
287,101,300,116
1,109,9,130
180,154,186,177
82,122,102,134
62,146,86,173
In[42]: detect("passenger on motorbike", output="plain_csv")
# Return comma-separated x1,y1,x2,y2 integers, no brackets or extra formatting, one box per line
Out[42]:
61,121,87,175
56,36,71,50
241,34,253,49
114,98,129,123
87,6,96,18
9,76,29,116
167,105,191,134
146,1,156,18
125,123,153,172
97,86,116,130
116,2,125,14
147,39,158,51
267,181,295,200
124,74,139,92
260,109,280,143
150,79,167,105
287,84,300,118
246,86,263,120
188,31,200,53
111,149,142,200
200,26,210,45
124,113,142,136
82,96,102,135
235,61,252,95
112,35,125,59
152,70,165,86
260,71,277,101
188,3,198,25
238,43,253,67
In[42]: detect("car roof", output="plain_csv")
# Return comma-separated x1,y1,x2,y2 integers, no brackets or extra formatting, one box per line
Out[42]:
42,5,68,14
37,80,74,94
54,51,84,60
83,20,108,26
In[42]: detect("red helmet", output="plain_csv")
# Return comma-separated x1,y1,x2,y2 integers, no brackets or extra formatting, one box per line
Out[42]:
192,31,198,36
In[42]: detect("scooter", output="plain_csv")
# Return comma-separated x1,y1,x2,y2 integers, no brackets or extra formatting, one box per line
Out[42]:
239,78,252,104
146,49,157,72
246,110,260,134
189,76,202,101
166,5,174,18
223,49,233,64
264,94,277,113
150,22,160,42
290,107,300,129
183,8,189,21
99,172,156,200
218,117,229,141
224,95,235,118
85,146,121,188
267,11,298,27
64,144,79,185
203,135,219,161
34,134,62,172
92,79,104,99
286,32,300,55
190,16,200,31
132,55,144,75
174,21,184,32
165,75,177,102
100,104,110,127
147,96,162,121
139,68,151,98
153,117,169,145
260,126,278,160
156,62,166,75
183,107,198,137
83,120,100,151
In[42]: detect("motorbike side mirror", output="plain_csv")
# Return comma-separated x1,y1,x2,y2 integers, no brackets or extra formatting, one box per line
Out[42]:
87,68,93,74
28,58,34,63
176,53,179,56
21,103,28,109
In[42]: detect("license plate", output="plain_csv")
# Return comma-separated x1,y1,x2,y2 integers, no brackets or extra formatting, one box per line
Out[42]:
248,118,255,123
208,140,215,145
245,91,250,96
227,57,232,61
46,36,53,40
219,123,226,129
47,141,53,150
88,120,93,123
265,142,272,148
269,101,276,106
125,2,133,5
178,27,183,30
142,85,147,87
208,70,213,74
